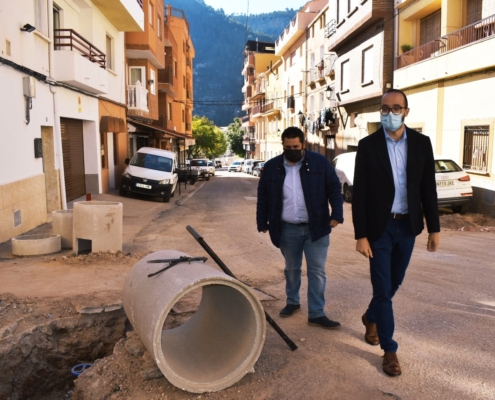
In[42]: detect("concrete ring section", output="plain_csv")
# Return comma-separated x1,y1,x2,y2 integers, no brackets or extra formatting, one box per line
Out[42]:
73,201,123,255
52,210,73,249
123,250,266,393
12,234,61,256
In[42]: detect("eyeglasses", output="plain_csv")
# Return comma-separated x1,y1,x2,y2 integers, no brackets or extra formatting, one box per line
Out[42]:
379,106,406,115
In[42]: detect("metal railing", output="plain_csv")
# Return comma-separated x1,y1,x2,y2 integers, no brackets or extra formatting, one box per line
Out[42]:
463,125,489,172
158,66,173,84
127,81,148,110
261,102,273,114
396,13,495,69
325,19,337,38
316,61,325,80
241,115,250,124
136,0,143,8
251,105,261,115
54,29,106,68
325,55,337,76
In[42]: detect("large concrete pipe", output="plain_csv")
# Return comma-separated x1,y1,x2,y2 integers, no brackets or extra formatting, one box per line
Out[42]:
122,250,266,393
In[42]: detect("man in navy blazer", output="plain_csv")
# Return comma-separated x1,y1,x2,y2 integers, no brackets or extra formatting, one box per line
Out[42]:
352,89,440,377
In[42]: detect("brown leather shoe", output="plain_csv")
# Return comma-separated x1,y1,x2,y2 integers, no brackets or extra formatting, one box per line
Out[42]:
361,313,379,346
382,352,402,377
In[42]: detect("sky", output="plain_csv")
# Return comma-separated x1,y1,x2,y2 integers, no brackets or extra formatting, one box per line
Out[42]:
202,0,306,15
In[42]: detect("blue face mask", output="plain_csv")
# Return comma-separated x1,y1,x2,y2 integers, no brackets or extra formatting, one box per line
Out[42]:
381,113,403,132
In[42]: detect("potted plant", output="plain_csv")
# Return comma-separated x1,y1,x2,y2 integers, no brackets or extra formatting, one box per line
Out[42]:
401,44,413,53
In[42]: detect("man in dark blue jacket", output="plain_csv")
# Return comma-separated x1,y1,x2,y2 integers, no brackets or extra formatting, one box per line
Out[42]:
257,127,344,329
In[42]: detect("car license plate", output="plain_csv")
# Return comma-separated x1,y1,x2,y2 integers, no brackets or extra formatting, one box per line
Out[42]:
437,180,454,187
136,183,152,189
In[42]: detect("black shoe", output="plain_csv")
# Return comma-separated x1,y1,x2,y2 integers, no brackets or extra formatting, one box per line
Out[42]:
279,304,301,317
308,316,341,329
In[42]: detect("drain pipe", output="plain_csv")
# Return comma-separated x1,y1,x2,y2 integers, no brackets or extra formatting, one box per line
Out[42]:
48,0,67,210
123,250,266,393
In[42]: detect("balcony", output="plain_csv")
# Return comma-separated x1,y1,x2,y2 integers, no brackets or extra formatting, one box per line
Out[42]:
324,55,337,77
251,104,261,117
242,52,255,74
275,12,316,55
52,29,108,94
395,14,495,89
252,76,267,100
91,0,144,32
242,100,251,111
241,115,254,127
325,19,336,39
315,61,326,82
127,81,149,112
158,67,176,96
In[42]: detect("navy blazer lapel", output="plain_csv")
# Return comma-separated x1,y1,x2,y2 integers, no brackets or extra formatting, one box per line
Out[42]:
405,126,418,181
373,127,394,182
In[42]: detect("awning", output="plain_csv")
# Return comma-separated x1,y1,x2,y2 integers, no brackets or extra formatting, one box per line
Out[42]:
100,116,126,132
127,118,195,143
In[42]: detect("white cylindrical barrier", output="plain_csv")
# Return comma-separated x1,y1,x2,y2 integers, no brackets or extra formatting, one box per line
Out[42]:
122,250,266,393
72,201,123,254
52,210,73,249
12,234,61,256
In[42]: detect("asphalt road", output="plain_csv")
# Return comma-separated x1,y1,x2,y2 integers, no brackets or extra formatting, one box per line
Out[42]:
1,169,494,399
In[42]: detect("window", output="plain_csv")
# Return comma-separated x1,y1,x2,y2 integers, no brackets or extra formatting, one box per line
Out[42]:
420,10,441,45
34,0,49,36
100,132,106,168
113,133,119,166
299,46,303,57
157,16,161,38
106,35,114,70
129,66,146,85
463,125,489,172
168,102,172,120
150,69,156,95
5,40,11,56
183,75,186,88
182,110,185,122
290,51,296,66
299,80,302,95
53,4,61,48
149,2,154,26
467,0,482,25
174,60,177,77
362,46,373,84
319,92,324,110
341,60,350,92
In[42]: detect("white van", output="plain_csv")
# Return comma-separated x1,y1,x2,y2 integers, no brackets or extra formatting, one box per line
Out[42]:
120,147,179,202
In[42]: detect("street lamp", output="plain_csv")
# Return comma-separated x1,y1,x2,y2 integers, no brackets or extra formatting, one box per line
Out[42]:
325,86,333,100
297,110,306,126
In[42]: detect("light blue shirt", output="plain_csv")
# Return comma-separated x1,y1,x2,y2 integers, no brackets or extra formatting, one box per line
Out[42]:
281,156,309,224
384,128,408,214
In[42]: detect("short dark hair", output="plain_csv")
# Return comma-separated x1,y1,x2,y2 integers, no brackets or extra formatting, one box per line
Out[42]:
281,127,305,144
383,89,408,108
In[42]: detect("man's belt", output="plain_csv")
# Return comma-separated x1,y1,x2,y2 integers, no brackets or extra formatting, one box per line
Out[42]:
390,213,409,220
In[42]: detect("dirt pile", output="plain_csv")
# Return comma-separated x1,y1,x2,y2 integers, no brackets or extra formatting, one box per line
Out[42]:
439,212,495,231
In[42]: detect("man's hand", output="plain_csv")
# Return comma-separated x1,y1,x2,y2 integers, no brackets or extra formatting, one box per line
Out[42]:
356,238,373,258
427,232,439,252
330,220,340,228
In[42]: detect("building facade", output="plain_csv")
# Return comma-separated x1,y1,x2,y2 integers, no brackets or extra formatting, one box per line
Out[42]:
0,0,143,243
394,0,495,214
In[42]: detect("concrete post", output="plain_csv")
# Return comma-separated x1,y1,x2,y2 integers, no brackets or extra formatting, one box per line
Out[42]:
52,210,73,249
122,250,266,393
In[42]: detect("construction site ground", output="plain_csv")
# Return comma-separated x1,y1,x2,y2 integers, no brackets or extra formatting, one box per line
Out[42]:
1,171,495,400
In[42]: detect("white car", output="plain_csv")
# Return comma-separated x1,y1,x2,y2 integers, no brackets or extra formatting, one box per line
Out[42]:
331,152,356,203
435,158,472,213
228,161,244,172
120,147,178,202
331,152,472,213
207,160,216,176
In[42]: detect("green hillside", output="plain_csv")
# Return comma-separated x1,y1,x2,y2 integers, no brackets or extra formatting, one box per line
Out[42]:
165,1,294,126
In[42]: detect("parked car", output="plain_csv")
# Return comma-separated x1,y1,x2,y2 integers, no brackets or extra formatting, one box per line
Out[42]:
252,162,265,177
189,159,210,181
435,158,472,213
332,152,356,203
331,152,473,213
228,160,244,172
244,159,264,174
207,160,216,176
120,147,178,202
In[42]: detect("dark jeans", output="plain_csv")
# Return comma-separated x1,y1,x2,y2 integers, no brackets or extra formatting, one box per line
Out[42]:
365,217,415,352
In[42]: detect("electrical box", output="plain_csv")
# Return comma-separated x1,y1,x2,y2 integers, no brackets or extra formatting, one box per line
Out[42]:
34,138,43,158
23,76,36,98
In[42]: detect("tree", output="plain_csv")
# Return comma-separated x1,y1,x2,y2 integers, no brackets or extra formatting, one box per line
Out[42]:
191,116,227,159
226,118,245,157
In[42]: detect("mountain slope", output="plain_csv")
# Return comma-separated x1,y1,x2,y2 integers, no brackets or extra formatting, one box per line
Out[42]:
166,1,293,126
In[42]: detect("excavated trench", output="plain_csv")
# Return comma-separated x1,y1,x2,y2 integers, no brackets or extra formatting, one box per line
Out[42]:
0,293,127,400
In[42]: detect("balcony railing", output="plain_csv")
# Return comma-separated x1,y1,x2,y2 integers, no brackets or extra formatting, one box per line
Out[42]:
396,13,495,69
136,0,143,7
325,19,337,38
127,81,148,111
325,55,336,76
54,29,106,68
261,102,274,114
158,66,173,84
251,105,261,116
165,5,190,31
316,61,325,80
241,115,250,124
